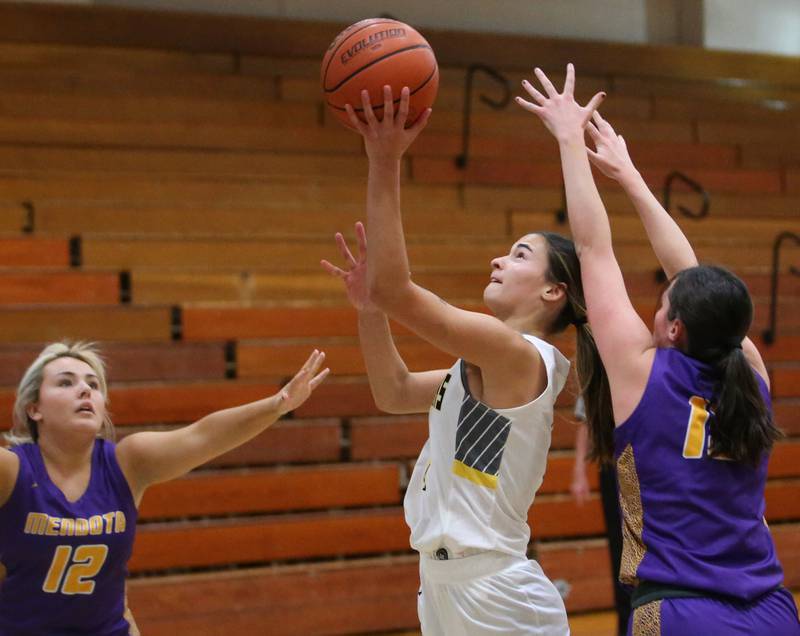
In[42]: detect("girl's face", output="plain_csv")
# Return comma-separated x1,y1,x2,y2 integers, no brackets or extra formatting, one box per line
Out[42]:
483,234,555,318
28,357,106,443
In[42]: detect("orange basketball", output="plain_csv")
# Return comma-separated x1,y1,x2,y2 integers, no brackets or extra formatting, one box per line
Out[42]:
321,18,439,129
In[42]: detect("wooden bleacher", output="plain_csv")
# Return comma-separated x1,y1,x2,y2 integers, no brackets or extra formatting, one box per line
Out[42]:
0,3,797,633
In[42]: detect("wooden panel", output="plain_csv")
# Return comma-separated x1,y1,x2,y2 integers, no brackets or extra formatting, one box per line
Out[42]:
108,380,279,425
238,340,454,377
0,271,118,304
183,306,359,340
130,508,409,571
0,342,228,385
787,169,800,194
0,94,317,126
82,237,508,272
139,463,401,519
698,121,800,146
529,495,605,538
511,211,796,247
741,143,800,169
127,556,419,636
411,134,737,170
537,539,613,612
35,202,502,239
0,306,171,344
0,67,277,99
0,175,461,209
0,237,68,267
773,367,800,399
203,418,341,466
0,118,359,155
0,202,27,232
0,146,367,180
293,380,382,418
0,41,233,74
773,524,800,588
774,401,800,438
350,415,429,462
765,480,800,522
132,271,245,304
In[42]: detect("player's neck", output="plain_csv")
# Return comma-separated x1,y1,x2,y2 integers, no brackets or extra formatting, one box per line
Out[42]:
38,434,95,475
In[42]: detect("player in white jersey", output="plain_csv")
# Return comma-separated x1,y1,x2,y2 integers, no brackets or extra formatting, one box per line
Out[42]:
322,86,609,635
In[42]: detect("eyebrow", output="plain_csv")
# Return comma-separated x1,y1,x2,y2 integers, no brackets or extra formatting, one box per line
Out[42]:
514,243,533,253
55,371,99,381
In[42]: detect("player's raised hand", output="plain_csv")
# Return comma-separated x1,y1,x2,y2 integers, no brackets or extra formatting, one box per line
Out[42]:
276,349,329,416
321,221,376,313
515,63,605,143
345,85,432,162
585,111,638,183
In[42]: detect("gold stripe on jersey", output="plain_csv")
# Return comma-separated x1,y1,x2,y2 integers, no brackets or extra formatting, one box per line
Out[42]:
452,459,499,489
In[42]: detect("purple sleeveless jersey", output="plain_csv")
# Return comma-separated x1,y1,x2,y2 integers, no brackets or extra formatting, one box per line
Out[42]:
614,348,784,601
0,439,137,635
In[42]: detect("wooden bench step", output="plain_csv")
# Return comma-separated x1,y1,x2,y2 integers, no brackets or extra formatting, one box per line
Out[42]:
130,508,410,571
0,237,69,267
34,202,503,238
127,556,419,636
0,270,119,304
139,463,401,520
0,342,227,385
0,146,368,180
0,305,172,344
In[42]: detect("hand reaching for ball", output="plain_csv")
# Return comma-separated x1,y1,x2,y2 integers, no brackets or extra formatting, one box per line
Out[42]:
345,85,432,163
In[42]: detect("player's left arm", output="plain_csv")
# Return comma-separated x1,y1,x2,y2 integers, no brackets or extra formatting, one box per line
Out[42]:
349,87,542,388
116,350,328,503
585,112,768,385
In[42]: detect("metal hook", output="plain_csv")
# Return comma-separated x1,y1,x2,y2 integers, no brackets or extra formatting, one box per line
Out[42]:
455,64,511,169
663,171,710,219
762,231,800,345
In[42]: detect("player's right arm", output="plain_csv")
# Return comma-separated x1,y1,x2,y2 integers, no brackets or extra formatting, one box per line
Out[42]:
586,112,768,384
0,447,20,508
517,64,654,424
322,222,449,414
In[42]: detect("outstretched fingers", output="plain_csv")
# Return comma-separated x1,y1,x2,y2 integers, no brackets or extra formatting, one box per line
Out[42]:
582,91,606,127
515,95,543,115
354,221,367,261
521,79,547,105
344,103,369,136
563,63,575,96
335,231,358,267
309,367,331,390
320,259,346,278
534,67,558,97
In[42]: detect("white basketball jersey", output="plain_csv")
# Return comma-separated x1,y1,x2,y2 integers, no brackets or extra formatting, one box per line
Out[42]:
404,335,570,557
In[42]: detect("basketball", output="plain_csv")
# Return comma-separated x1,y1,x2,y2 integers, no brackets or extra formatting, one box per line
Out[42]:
321,18,439,129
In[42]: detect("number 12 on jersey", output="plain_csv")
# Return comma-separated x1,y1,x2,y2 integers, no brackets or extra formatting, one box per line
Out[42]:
42,544,108,595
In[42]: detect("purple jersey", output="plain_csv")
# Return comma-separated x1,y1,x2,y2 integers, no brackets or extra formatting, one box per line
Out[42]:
614,348,784,602
0,439,137,635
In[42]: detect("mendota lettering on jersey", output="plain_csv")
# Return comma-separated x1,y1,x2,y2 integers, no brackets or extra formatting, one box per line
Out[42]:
24,511,127,537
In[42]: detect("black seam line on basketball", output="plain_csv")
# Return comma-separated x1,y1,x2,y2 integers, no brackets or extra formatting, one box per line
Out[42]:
327,65,437,112
324,44,433,94
322,19,402,88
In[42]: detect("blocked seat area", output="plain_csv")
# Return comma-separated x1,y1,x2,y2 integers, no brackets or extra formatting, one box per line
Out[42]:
0,4,798,634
